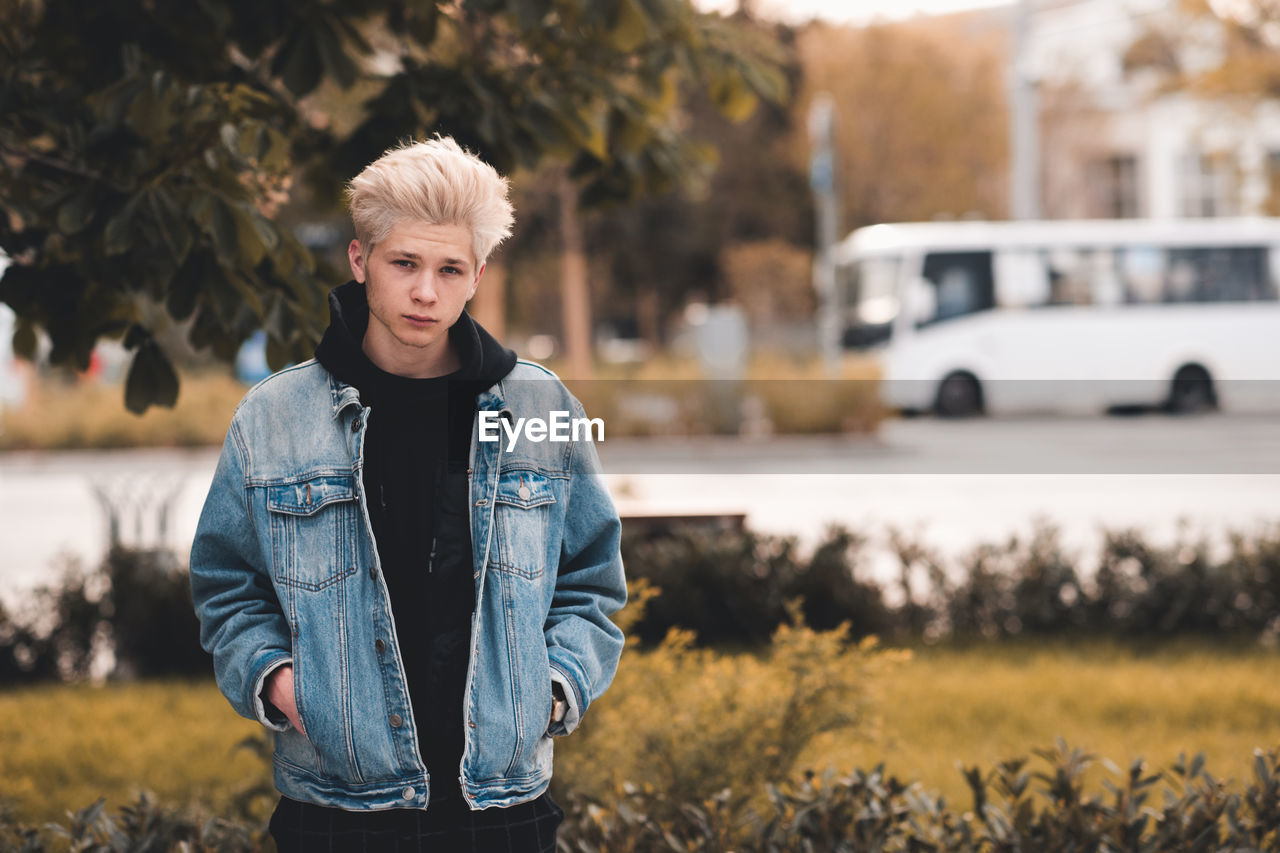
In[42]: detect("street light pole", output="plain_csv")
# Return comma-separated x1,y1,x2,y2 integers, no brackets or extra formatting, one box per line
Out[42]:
808,93,841,375
1010,0,1041,220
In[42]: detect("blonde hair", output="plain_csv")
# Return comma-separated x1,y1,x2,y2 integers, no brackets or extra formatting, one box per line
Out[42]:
346,136,514,265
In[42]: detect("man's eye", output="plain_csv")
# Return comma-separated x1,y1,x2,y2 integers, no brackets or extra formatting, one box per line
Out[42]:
394,259,414,268
441,266,462,275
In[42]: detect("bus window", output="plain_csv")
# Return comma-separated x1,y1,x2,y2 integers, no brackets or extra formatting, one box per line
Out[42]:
1045,248,1094,305
995,250,1050,307
1165,247,1271,302
1090,250,1124,306
1119,246,1165,303
919,251,994,324
842,256,900,348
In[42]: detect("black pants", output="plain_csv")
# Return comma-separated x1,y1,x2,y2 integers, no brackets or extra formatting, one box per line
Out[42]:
268,791,563,853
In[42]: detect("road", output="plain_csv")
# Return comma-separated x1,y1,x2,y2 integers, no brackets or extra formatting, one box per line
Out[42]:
3,411,1279,601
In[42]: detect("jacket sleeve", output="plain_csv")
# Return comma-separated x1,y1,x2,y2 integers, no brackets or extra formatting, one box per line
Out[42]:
544,395,627,737
189,418,293,731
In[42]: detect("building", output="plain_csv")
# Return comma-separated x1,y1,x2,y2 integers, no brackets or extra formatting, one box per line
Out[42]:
1029,0,1280,220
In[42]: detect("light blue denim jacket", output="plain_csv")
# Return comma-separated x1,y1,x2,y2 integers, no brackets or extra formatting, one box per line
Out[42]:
190,359,625,811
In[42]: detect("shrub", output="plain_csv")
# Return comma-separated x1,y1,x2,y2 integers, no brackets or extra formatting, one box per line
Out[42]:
622,524,893,646
0,547,209,683
9,745,1276,851
554,606,909,817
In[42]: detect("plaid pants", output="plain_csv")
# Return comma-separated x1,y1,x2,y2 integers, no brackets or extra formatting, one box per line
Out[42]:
268,791,563,853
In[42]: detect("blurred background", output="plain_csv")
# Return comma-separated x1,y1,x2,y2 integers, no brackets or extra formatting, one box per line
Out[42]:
2,0,1280,848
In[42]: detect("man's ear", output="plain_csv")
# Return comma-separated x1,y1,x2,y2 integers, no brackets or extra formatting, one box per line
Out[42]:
347,239,366,283
468,262,486,300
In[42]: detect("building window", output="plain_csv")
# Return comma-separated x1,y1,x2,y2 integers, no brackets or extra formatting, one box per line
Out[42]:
1180,150,1237,218
1093,155,1141,218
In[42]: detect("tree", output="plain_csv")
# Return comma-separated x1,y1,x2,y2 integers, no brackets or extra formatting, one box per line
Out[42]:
795,18,1009,229
0,0,784,411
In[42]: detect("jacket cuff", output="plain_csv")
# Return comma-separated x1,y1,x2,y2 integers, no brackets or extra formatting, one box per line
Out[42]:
251,654,293,732
548,661,585,737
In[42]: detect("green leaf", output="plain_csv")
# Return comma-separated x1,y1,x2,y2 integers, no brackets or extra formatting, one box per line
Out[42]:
274,27,324,98
609,0,653,53
124,341,180,414
313,15,358,90
57,190,96,236
192,194,239,264
12,319,38,361
229,205,268,266
146,188,193,264
708,66,758,123
403,1,438,46
104,194,142,256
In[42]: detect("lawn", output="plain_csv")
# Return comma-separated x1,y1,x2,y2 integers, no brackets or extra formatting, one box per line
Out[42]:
2,639,1276,827
807,638,1280,806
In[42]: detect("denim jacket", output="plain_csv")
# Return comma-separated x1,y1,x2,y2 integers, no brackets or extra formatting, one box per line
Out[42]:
190,359,626,811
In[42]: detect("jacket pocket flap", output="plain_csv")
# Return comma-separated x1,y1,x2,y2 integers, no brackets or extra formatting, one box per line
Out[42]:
267,475,357,516
494,470,556,509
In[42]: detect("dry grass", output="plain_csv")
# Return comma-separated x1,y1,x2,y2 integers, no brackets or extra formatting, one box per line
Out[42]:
0,372,247,451
2,639,1276,827
806,638,1280,806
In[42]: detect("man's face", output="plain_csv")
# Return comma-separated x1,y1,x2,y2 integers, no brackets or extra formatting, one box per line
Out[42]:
348,221,484,378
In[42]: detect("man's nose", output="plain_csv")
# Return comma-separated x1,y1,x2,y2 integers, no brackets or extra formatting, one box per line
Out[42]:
410,274,439,303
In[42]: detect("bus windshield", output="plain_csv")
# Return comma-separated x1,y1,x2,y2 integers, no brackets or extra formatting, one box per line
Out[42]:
842,256,900,348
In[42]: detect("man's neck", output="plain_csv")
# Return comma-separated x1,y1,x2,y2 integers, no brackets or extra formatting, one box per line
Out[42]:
361,334,461,379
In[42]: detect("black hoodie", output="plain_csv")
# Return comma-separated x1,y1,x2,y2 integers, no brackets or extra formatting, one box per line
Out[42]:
314,280,517,805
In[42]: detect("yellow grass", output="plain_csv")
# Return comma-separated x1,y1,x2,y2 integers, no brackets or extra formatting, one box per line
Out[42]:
807,639,1280,806
0,372,246,451
0,680,267,825
3,639,1275,827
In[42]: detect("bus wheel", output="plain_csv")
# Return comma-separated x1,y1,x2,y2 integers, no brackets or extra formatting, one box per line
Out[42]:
935,372,983,418
1166,365,1216,414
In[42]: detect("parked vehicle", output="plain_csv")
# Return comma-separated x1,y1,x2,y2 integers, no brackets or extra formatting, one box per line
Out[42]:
837,218,1280,416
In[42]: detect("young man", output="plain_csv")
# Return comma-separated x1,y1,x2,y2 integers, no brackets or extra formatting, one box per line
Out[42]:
190,137,626,851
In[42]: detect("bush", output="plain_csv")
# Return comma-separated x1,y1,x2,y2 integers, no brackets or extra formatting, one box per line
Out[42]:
555,606,908,816
7,745,1278,851
0,547,209,683
556,743,1280,852
623,519,1280,646
622,524,893,646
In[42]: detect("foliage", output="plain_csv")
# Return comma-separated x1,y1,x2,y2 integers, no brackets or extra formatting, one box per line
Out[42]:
796,19,1009,228
0,547,209,684
556,607,908,816
0,0,785,412
562,743,1280,852
0,792,265,852
622,524,892,645
623,519,1280,646
4,641,1278,831
5,745,1279,851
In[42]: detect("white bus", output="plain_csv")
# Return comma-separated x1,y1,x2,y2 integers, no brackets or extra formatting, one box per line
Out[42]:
836,218,1280,416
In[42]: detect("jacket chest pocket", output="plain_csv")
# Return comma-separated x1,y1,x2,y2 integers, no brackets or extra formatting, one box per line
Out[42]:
267,475,360,591
491,470,556,580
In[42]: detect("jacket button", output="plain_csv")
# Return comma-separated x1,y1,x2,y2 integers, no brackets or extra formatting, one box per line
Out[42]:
375,639,386,654
402,787,414,800
368,565,376,580
389,713,403,728
351,419,360,433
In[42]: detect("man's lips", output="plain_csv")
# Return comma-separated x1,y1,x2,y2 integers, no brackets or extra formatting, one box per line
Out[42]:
403,314,437,326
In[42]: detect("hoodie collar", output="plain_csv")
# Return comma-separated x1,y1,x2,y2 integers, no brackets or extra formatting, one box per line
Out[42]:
315,280,518,418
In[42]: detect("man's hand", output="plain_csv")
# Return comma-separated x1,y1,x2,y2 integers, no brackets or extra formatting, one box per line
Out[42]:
264,664,305,736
